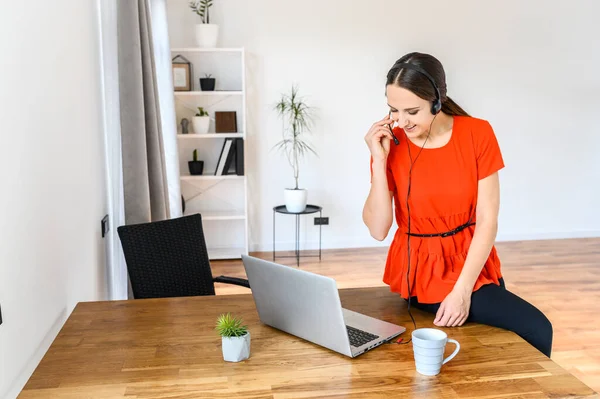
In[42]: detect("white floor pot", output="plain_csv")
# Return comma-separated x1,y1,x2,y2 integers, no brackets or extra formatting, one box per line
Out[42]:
192,116,210,134
222,333,251,362
195,24,219,48
284,188,307,213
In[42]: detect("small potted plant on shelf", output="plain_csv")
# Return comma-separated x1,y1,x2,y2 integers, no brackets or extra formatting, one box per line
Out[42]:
200,74,216,91
273,85,317,213
188,149,204,175
189,0,219,48
193,106,210,134
215,313,251,362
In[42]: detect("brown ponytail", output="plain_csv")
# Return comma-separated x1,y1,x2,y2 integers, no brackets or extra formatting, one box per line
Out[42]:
441,96,470,117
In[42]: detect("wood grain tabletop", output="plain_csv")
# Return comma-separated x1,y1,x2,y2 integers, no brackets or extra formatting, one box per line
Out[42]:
18,287,599,398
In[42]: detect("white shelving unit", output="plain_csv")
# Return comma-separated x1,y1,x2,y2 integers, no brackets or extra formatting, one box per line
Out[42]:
172,47,249,260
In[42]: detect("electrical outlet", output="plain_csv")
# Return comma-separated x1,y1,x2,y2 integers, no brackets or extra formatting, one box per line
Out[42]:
314,217,329,225
101,215,109,238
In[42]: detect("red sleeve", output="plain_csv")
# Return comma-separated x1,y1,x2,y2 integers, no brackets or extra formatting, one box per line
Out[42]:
370,156,396,192
475,120,505,180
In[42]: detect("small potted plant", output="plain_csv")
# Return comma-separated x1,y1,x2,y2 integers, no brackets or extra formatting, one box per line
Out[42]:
215,313,251,362
189,0,219,48
188,149,204,175
192,107,210,134
273,85,317,213
200,74,216,91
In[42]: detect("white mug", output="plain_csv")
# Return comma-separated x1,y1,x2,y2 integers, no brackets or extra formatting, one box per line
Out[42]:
411,328,460,376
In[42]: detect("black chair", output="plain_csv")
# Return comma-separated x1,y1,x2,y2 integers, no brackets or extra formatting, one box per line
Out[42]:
117,213,249,299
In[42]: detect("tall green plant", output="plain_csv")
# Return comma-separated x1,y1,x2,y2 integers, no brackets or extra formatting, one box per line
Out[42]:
189,0,213,24
273,85,316,190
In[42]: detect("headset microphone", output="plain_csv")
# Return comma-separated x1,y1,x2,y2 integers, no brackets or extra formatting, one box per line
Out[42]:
386,111,400,145
391,131,400,146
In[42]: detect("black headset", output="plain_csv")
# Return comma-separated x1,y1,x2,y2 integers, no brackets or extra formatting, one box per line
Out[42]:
394,62,442,115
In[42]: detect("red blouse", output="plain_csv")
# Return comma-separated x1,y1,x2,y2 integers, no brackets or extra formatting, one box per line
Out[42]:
371,115,505,303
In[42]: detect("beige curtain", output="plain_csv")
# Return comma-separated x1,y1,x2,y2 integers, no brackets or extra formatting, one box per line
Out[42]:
117,0,175,224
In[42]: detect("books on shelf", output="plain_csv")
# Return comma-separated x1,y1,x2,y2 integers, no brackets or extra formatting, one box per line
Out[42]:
214,138,244,176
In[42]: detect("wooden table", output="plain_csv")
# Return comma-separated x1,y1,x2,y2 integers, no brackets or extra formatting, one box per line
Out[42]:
19,287,599,398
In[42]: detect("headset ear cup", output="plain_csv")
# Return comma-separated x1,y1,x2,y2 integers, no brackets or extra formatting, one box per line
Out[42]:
431,99,442,115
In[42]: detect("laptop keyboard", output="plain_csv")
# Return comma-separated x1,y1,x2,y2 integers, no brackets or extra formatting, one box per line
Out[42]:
346,325,379,347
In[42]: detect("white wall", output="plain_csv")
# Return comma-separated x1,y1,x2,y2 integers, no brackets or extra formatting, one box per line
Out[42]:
0,1,109,397
167,0,600,252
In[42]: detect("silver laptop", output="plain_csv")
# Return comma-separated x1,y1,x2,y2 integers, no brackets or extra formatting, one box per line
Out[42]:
241,255,406,358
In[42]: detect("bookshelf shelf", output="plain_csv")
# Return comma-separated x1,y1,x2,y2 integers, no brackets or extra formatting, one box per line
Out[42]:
177,133,244,139
171,47,244,53
180,175,245,181
174,90,244,96
184,211,246,221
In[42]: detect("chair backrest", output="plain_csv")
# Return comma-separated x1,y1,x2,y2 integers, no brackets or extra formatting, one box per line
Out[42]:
117,213,216,298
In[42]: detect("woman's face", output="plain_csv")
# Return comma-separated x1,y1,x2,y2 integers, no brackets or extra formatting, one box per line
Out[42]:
386,84,435,140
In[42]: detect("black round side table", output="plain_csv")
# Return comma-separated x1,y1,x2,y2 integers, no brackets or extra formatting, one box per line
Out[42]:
273,204,322,267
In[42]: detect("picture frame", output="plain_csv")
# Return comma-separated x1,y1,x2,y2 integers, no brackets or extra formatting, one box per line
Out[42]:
172,54,192,91
215,111,238,133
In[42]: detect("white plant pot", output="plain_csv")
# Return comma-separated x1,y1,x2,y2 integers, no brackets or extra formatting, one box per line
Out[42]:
221,333,251,362
195,24,219,48
192,116,210,134
284,188,307,213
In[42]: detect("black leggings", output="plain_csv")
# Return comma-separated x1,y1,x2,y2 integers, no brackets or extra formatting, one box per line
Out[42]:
409,278,553,357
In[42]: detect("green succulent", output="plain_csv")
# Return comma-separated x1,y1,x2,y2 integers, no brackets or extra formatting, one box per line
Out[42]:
195,107,209,117
215,313,248,337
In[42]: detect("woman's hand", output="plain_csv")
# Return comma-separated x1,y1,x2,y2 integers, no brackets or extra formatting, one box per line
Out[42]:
434,287,471,327
364,114,394,162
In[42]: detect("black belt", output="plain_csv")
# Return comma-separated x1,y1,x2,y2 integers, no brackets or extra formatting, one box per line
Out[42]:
406,221,476,238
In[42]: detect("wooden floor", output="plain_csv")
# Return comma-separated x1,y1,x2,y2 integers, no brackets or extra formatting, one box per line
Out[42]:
212,237,600,392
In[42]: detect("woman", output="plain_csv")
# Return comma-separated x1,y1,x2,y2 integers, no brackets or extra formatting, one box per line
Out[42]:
362,52,553,357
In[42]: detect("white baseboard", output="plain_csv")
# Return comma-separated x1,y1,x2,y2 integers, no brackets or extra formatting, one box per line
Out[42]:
251,237,393,252
495,230,600,242
3,308,68,399
252,230,600,252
